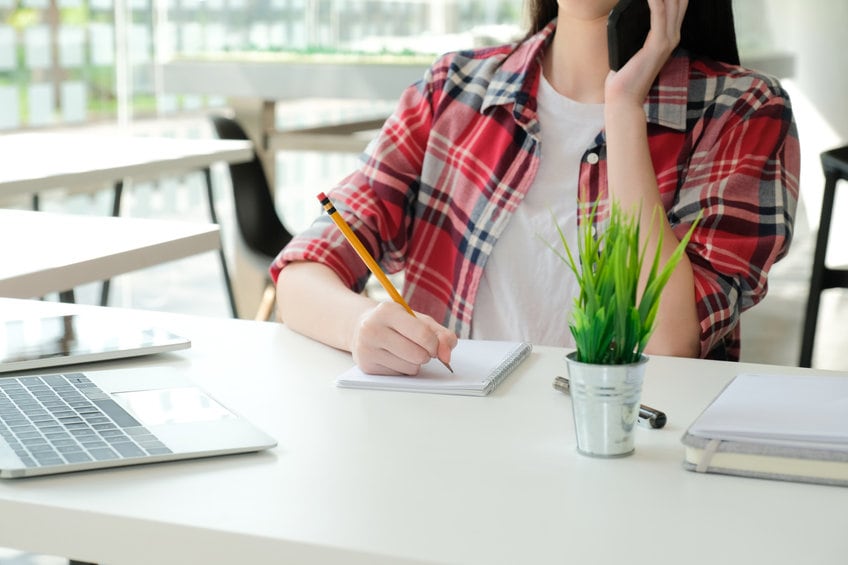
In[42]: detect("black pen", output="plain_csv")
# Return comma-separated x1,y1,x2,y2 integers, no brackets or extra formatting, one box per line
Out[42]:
552,376,667,429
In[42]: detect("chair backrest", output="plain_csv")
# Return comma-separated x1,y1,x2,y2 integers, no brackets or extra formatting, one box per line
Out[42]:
209,114,293,260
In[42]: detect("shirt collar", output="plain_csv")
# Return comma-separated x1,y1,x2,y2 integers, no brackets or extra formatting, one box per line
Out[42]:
646,51,690,131
481,19,691,133
480,20,554,124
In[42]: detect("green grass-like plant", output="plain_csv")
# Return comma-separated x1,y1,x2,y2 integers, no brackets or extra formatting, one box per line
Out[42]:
550,201,700,365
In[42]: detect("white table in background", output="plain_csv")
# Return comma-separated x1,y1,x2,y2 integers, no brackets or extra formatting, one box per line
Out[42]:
162,53,434,187
0,133,252,199
0,132,254,315
161,49,794,186
0,210,220,302
0,297,845,565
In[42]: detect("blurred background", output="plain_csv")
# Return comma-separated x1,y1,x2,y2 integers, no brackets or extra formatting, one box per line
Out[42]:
0,0,845,363
2,2,847,562
0,2,846,559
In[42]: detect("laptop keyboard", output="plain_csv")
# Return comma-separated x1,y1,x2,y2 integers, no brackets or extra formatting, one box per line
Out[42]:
0,373,172,468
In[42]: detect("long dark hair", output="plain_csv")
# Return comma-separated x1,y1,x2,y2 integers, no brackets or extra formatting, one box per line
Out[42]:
525,0,740,65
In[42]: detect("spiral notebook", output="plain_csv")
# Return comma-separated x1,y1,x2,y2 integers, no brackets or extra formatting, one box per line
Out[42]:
335,339,532,396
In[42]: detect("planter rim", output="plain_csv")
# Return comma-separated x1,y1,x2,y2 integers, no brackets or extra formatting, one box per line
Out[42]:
565,351,649,367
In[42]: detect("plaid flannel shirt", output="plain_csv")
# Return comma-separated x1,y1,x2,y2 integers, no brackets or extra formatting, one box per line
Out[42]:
271,20,800,361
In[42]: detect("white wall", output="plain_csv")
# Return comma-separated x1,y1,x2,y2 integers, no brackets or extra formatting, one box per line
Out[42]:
744,0,847,240
769,0,848,141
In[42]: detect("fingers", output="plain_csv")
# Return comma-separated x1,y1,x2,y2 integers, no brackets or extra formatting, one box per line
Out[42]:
352,302,457,376
663,0,687,45
606,0,687,104
427,317,459,369
646,0,687,55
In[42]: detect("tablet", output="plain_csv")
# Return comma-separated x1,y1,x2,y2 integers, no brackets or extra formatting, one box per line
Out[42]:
0,314,190,374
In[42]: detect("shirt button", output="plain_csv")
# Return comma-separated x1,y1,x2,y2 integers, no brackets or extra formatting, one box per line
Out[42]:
586,152,599,165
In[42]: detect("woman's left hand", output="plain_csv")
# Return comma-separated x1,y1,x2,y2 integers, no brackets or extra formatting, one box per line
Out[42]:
605,0,688,107
602,0,700,359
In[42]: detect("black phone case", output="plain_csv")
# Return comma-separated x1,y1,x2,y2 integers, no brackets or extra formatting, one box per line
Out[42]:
607,0,651,71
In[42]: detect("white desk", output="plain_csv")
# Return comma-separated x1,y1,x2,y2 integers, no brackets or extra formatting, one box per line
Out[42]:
0,132,252,199
0,210,221,301
162,54,432,102
0,132,254,315
163,54,434,186
0,297,845,565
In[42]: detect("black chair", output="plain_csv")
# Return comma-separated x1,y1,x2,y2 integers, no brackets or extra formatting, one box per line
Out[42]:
209,114,294,321
799,145,848,367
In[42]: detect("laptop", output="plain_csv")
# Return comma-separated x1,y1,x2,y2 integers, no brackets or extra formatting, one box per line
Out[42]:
0,366,277,478
0,313,191,374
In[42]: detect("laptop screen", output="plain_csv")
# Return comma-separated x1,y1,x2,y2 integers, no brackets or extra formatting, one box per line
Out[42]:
0,314,190,373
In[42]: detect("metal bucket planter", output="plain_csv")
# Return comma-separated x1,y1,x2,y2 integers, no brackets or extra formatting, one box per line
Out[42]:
565,352,648,457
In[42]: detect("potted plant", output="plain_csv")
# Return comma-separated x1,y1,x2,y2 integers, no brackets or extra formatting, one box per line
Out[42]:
550,199,700,457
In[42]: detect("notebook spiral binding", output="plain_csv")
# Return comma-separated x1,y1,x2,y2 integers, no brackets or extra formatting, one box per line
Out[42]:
485,342,532,393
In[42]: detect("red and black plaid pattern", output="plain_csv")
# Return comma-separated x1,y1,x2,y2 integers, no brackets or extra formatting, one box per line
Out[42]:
272,20,800,361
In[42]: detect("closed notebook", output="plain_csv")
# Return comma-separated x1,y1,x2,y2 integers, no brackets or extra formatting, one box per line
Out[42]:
681,373,848,487
336,339,532,396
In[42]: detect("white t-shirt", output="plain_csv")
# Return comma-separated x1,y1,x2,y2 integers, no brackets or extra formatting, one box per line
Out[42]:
470,75,604,346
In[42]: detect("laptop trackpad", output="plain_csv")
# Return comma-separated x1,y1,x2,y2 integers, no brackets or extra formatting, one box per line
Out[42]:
113,387,234,426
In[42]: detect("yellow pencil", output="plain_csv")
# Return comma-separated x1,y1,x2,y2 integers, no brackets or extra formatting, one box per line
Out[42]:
317,192,453,373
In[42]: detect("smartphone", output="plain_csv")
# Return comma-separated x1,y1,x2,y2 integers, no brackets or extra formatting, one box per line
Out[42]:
607,0,651,71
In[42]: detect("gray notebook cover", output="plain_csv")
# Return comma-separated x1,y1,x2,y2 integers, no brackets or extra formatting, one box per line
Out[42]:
681,373,848,487
681,432,848,487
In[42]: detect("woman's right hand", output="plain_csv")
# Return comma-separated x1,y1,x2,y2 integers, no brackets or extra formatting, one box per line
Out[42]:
276,261,456,375
351,301,457,376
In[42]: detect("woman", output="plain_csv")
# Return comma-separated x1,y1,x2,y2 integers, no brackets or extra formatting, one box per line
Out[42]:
272,0,799,375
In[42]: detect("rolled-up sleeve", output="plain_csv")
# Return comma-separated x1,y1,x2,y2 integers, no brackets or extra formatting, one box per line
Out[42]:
679,77,800,358
269,61,441,292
